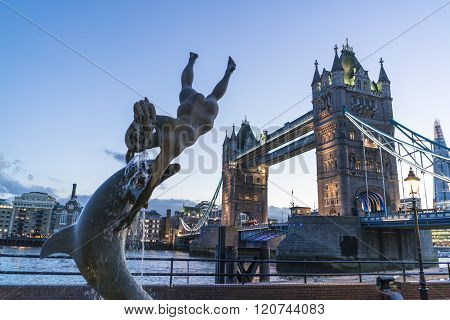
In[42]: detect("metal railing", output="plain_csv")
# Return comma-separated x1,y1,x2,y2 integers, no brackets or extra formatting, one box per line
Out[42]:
360,211,450,228
1,253,450,286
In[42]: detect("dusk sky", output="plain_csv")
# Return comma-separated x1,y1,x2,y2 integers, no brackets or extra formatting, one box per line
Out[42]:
0,0,449,210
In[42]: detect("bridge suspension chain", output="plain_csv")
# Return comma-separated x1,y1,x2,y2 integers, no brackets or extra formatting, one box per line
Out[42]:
180,177,223,233
344,110,450,184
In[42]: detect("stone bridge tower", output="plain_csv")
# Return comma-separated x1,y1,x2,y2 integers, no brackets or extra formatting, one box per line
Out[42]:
221,120,269,226
312,41,400,216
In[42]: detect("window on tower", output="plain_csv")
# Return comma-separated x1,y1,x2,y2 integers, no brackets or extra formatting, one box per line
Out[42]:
349,131,355,140
357,80,361,89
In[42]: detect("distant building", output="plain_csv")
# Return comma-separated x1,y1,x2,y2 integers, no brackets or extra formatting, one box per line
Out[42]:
433,120,450,210
0,199,13,237
196,200,220,219
143,211,162,243
180,205,202,218
290,206,311,216
52,184,83,233
160,209,174,244
128,210,163,243
180,201,219,222
9,192,58,238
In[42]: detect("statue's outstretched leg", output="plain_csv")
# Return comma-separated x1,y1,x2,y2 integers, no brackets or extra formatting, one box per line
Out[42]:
179,52,198,103
207,56,236,102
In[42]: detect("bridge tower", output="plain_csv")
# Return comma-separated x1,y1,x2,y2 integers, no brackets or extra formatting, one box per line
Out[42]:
221,120,269,226
312,40,400,216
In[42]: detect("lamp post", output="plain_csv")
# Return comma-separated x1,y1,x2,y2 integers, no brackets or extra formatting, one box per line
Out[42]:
404,167,429,300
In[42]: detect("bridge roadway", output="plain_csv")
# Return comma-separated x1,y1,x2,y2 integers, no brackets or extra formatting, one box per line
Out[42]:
235,110,314,166
179,211,450,240
360,211,450,229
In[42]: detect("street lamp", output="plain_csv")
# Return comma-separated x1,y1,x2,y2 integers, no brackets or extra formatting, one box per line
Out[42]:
404,167,429,300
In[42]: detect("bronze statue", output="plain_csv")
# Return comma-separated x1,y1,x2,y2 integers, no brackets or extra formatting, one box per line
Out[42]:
41,53,235,300
126,52,235,216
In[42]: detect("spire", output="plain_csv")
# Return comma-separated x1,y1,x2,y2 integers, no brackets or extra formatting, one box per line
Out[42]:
311,60,320,85
378,58,390,83
231,124,237,140
342,38,353,52
331,45,343,72
71,183,77,199
223,129,230,145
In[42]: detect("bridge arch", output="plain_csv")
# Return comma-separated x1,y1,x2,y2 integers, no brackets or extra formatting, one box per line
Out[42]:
353,188,388,215
237,212,259,226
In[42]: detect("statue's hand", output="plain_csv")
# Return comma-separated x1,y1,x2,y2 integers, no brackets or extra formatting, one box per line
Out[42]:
133,97,156,126
125,98,158,158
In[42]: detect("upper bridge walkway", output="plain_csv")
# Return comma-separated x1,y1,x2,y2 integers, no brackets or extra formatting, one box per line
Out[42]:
234,110,314,166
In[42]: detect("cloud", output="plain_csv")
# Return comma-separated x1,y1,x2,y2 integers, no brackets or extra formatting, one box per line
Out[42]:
0,173,58,197
104,149,126,163
0,153,57,197
48,177,63,183
27,174,34,181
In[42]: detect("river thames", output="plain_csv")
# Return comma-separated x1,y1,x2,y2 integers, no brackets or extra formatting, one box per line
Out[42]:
2,246,450,286
0,246,216,286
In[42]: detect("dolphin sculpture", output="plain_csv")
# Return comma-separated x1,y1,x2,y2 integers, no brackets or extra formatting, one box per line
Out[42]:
41,160,180,300
41,52,235,300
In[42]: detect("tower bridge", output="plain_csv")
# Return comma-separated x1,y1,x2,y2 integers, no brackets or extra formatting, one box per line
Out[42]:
187,40,449,267
221,40,402,226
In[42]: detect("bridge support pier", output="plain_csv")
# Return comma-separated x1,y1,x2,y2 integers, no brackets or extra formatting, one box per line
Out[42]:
259,245,271,283
215,226,226,284
276,215,437,273
214,226,239,284
225,246,238,284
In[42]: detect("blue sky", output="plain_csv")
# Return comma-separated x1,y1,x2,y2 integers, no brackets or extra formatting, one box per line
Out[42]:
0,0,449,209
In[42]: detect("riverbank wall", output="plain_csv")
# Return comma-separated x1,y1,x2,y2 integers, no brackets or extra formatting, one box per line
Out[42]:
1,282,449,300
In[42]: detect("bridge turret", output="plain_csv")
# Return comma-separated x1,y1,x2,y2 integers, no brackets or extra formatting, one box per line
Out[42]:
311,60,321,99
230,124,238,154
331,45,345,87
321,68,331,91
222,130,231,164
377,58,391,97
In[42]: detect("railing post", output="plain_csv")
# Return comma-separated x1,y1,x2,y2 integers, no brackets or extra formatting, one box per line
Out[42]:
186,260,190,285
169,258,174,287
402,262,406,283
447,262,450,280
303,261,307,284
358,262,362,283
